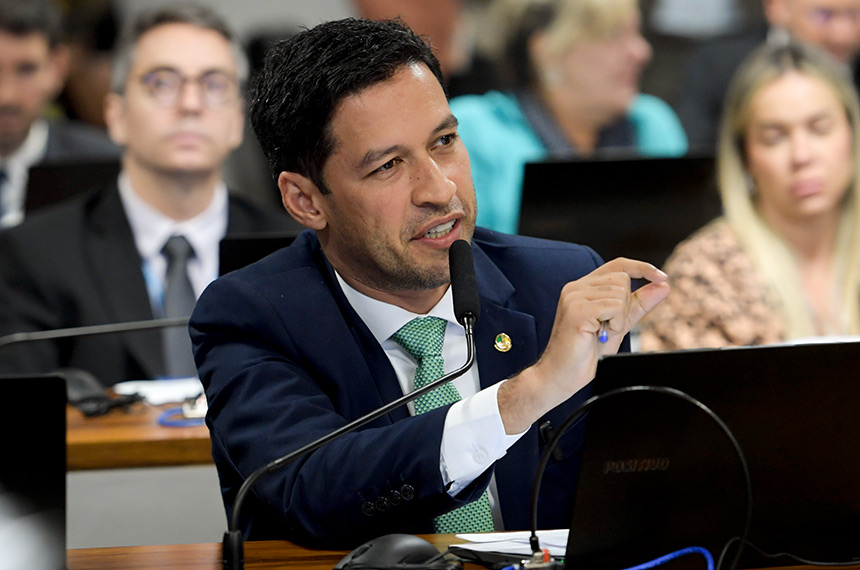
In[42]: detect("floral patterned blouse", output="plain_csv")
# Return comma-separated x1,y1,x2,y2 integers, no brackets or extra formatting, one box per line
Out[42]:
639,218,787,351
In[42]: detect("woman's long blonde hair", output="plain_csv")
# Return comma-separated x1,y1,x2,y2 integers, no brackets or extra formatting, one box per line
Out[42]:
488,0,638,88
717,42,860,337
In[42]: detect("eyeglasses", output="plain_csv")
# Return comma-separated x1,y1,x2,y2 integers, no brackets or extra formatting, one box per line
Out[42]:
136,68,239,108
807,7,860,27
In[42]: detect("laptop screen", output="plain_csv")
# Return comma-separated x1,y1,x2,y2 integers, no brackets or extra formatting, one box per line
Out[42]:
218,232,297,276
0,373,66,569
564,341,860,569
519,155,720,267
26,160,121,214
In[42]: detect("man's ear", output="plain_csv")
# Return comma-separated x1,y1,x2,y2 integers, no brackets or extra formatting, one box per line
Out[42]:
48,45,70,98
103,92,128,147
278,171,327,230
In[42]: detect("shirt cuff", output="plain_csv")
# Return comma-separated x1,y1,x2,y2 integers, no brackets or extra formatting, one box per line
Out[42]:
440,381,528,496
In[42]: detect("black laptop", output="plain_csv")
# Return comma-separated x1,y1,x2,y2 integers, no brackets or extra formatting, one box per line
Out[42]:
0,373,67,569
26,159,121,213
518,155,721,267
562,341,860,569
218,232,297,276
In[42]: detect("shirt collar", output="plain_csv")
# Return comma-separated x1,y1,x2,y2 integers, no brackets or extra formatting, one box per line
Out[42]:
117,171,229,259
1,119,48,172
334,270,458,344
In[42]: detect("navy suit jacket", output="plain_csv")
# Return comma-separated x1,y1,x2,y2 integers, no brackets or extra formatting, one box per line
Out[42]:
191,228,614,548
0,182,298,385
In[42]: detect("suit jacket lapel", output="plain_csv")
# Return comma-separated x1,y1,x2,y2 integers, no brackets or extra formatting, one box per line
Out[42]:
472,243,539,387
470,241,547,526
302,235,540,428
310,240,408,423
85,184,163,378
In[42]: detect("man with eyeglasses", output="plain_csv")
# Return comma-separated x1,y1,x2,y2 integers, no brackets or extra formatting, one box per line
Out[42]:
675,0,860,149
0,5,299,387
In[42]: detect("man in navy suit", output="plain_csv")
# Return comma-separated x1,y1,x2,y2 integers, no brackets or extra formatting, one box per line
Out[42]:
190,18,670,548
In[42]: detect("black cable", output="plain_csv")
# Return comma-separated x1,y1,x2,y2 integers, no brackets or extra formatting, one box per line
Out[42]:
528,385,753,570
718,536,860,569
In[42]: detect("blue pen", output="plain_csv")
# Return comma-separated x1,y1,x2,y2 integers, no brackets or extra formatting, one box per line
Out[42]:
598,321,609,343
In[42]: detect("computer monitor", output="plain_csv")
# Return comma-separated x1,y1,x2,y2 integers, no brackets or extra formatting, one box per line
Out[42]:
519,155,720,267
26,160,121,213
563,341,860,569
218,232,297,276
0,373,66,569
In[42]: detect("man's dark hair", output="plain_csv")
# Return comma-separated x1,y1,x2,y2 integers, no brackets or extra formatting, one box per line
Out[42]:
249,17,444,195
0,0,63,48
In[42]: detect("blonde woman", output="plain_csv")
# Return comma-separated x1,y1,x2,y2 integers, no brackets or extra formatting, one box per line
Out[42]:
640,41,860,350
449,0,687,235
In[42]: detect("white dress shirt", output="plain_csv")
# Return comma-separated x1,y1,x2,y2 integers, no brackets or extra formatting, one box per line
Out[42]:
118,173,228,314
335,271,527,528
0,120,48,229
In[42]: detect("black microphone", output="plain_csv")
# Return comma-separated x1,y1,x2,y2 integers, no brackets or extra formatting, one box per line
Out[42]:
449,239,480,326
0,317,191,350
222,239,480,570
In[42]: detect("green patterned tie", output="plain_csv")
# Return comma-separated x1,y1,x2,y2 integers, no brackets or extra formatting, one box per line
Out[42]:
391,316,495,533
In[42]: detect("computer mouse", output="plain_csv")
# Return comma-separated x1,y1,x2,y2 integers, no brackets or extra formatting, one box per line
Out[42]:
333,533,441,569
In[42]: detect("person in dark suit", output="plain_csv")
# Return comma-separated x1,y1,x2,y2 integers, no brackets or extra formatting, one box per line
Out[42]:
0,5,299,387
0,0,120,228
676,0,860,150
190,18,670,548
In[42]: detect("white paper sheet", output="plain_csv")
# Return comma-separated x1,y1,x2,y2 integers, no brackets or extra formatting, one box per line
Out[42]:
451,529,568,557
112,377,203,405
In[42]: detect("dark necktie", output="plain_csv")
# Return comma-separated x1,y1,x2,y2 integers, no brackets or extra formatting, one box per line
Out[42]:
161,235,198,378
391,316,495,533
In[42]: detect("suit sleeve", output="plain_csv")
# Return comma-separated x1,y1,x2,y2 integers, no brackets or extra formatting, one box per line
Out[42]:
190,273,492,548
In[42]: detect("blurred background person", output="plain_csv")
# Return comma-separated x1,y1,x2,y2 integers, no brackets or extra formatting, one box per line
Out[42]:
0,0,120,229
450,0,688,235
640,42,860,350
58,0,119,130
676,0,860,150
352,0,501,98
0,4,298,387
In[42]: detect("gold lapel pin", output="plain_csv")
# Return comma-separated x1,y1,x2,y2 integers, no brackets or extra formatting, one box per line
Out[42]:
494,333,512,353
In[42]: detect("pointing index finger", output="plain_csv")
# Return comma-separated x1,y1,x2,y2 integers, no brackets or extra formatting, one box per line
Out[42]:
596,257,668,283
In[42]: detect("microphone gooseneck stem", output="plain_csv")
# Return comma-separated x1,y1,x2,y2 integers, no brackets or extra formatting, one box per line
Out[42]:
223,316,477,570
0,317,191,350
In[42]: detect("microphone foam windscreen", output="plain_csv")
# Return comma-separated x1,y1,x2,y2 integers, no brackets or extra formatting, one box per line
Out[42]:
449,239,480,325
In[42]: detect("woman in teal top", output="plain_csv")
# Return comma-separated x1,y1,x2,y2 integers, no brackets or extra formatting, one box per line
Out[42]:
450,0,688,235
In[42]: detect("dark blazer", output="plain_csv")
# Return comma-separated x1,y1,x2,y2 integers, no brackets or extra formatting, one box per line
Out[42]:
0,182,299,386
191,228,609,548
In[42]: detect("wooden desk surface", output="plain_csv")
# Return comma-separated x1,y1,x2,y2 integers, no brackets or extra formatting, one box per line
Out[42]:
67,401,212,470
66,539,860,570
67,536,481,570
